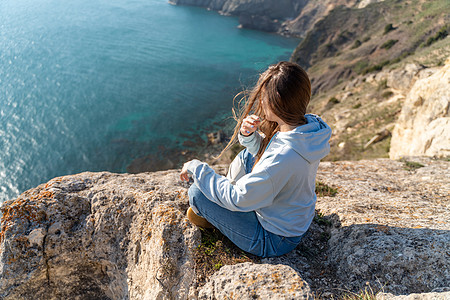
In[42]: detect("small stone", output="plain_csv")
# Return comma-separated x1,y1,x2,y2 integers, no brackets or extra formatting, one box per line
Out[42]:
27,228,46,248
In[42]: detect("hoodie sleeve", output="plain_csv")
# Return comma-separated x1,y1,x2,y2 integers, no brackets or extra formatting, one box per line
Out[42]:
186,156,289,212
238,131,262,155
187,159,274,212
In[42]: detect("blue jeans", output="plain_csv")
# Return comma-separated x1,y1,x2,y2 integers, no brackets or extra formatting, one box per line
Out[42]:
188,149,303,258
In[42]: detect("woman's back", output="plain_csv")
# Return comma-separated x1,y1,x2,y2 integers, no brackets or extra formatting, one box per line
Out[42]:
239,114,331,237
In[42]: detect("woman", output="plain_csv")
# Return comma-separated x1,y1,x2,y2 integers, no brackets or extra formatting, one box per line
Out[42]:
180,61,331,258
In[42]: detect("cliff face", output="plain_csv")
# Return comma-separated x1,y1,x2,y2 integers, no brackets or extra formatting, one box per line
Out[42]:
171,0,303,18
280,0,364,36
291,0,449,94
170,0,364,36
292,0,450,161
1,158,449,299
390,59,450,159
0,171,200,299
313,53,449,162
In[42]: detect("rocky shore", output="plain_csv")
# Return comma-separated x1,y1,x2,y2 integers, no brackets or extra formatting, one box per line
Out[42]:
169,0,401,38
1,157,448,299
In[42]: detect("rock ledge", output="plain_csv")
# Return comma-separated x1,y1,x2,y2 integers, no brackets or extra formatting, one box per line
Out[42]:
1,158,449,299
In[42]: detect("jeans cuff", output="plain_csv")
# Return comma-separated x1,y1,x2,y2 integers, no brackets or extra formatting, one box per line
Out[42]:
190,202,201,216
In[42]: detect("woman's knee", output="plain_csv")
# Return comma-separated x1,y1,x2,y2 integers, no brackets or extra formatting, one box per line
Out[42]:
188,183,207,215
188,182,200,198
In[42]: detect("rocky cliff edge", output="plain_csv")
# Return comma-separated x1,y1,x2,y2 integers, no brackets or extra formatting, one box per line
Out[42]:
1,158,449,299
390,58,450,159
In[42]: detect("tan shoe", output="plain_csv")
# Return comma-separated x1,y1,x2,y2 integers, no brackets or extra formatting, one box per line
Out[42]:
187,207,214,228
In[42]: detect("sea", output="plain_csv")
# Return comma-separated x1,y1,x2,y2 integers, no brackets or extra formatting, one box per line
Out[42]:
0,0,299,204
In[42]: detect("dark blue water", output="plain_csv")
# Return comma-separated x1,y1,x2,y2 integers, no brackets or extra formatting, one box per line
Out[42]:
0,0,299,203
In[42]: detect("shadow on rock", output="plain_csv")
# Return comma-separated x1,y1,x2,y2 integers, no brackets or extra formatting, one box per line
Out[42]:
263,212,450,298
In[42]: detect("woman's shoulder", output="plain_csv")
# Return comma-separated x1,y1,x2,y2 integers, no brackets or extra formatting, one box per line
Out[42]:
261,142,307,168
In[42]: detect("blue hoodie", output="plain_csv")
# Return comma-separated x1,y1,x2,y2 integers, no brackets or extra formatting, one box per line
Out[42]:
187,114,332,237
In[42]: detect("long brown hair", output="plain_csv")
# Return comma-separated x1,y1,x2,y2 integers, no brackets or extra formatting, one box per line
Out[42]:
218,61,311,165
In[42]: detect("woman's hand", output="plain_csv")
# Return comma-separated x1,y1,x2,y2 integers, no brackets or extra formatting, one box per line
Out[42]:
180,161,191,182
240,115,261,136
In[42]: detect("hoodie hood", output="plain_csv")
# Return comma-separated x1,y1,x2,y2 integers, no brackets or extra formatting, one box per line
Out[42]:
276,114,332,163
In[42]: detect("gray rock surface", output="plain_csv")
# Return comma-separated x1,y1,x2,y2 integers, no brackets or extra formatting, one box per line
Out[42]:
0,171,200,299
1,158,449,299
328,225,449,295
377,289,450,300
264,158,450,297
316,158,450,296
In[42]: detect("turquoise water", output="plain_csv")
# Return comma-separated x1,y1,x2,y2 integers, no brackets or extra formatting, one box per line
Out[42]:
0,0,298,203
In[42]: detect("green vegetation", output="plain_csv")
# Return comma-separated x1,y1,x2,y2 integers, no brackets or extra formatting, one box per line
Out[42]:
194,228,256,283
328,97,340,104
342,285,378,300
391,51,415,64
351,39,362,49
420,0,450,15
319,43,338,57
337,30,354,45
383,23,395,35
314,211,333,226
360,60,391,74
353,60,370,74
292,0,449,164
401,160,425,171
382,91,393,98
423,25,449,47
377,79,388,90
320,231,331,242
381,39,398,50
293,0,449,90
315,182,338,197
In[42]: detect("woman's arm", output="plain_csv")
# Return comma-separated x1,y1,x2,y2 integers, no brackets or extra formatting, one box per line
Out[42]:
238,132,262,155
239,115,262,155
181,156,289,212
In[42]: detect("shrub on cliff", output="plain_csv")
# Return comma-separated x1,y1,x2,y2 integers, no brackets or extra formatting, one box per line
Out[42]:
380,39,398,50
383,23,395,35
423,25,449,47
